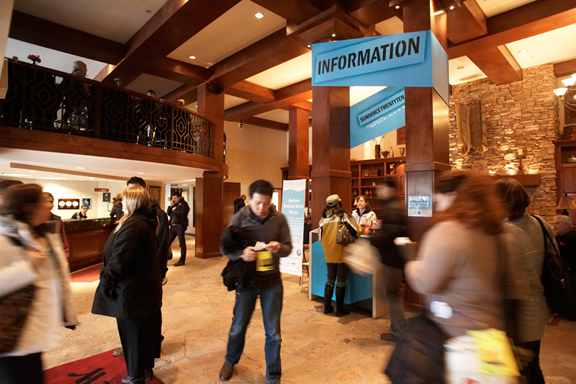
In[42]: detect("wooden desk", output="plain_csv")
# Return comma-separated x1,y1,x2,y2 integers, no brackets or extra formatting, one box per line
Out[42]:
63,218,114,272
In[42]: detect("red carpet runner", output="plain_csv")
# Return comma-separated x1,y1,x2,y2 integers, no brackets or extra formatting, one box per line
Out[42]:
70,263,102,283
44,349,163,383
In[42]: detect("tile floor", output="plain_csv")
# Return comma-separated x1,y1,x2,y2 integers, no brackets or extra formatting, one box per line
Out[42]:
45,236,576,383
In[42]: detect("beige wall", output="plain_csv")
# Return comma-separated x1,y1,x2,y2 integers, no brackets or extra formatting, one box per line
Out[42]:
224,121,288,198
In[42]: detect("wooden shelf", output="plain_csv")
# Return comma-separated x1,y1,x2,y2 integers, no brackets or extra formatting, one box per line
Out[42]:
493,174,540,187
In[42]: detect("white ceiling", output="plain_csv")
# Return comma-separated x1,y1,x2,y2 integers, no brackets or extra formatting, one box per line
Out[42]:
4,0,576,182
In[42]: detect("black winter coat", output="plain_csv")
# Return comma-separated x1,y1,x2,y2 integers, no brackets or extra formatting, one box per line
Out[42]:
92,209,162,319
110,200,124,224
152,199,170,277
370,197,406,268
167,199,190,227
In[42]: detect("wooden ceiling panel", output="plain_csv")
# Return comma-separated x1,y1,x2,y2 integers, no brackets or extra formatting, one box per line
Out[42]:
226,81,276,104
147,58,211,85
250,0,324,24
236,117,289,131
555,59,576,78
102,0,241,86
346,0,402,27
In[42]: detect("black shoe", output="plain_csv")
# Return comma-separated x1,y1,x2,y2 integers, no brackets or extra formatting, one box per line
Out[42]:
380,333,397,342
323,283,334,315
335,286,350,317
144,368,153,381
113,348,124,357
122,376,145,384
219,363,234,381
173,260,185,266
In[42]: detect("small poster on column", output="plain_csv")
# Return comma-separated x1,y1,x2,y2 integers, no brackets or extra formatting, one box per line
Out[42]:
279,179,306,277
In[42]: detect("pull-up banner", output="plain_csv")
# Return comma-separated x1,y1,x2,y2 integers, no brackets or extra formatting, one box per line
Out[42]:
312,30,449,105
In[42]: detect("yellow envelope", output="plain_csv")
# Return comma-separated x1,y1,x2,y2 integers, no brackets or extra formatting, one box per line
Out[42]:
256,251,274,272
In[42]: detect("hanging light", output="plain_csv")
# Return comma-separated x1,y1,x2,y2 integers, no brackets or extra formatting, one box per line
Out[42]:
554,73,576,111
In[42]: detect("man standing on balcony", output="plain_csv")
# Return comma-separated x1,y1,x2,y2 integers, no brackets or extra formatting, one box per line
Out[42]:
168,191,190,266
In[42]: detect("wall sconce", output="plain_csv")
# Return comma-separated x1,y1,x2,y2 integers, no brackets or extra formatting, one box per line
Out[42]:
557,194,574,216
553,74,576,111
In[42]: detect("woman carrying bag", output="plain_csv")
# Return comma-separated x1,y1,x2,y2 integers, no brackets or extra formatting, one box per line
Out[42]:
318,194,360,317
0,184,77,384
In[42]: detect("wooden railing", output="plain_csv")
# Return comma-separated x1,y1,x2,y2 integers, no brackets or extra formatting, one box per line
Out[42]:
0,59,215,158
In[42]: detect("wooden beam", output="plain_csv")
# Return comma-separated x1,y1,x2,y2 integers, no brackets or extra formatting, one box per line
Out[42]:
448,0,576,59
224,79,312,121
236,117,289,131
447,0,486,44
346,0,402,27
226,81,275,103
555,59,576,78
208,29,310,88
147,58,211,85
467,45,522,85
250,0,324,24
9,11,125,64
286,101,313,111
102,0,241,86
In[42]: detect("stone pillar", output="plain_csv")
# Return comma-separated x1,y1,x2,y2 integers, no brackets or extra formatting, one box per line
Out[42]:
311,86,351,228
195,83,225,258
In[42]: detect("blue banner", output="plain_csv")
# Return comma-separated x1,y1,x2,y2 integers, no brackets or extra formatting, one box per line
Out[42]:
350,87,405,148
280,179,307,277
312,30,449,105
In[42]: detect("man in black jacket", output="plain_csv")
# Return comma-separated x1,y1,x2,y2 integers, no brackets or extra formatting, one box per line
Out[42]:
233,194,246,213
167,191,190,266
553,215,576,273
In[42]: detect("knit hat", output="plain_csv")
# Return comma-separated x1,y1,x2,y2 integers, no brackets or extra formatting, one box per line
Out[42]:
326,194,341,207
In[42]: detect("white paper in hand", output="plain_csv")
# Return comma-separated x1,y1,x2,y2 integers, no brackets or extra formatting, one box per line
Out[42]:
253,241,267,251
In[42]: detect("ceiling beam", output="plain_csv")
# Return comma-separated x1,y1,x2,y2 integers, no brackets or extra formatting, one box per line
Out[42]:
224,80,312,121
250,0,325,24
235,117,289,132
446,0,486,44
9,11,126,64
467,45,522,85
102,0,241,86
226,81,276,104
448,0,576,59
555,59,576,78
147,58,211,86
208,28,310,88
346,0,402,27
286,101,313,111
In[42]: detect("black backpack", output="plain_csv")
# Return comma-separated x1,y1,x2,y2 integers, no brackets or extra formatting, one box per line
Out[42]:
532,215,576,320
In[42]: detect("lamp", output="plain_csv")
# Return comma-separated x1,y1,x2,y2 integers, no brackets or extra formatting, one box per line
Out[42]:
553,73,576,112
557,194,574,216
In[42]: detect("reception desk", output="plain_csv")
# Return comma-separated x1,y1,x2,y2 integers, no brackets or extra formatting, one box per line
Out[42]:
309,230,388,318
63,218,114,272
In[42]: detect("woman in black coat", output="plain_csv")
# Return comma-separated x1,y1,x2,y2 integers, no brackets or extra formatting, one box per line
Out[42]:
92,187,162,384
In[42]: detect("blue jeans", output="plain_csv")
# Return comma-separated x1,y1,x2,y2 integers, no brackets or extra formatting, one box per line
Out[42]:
225,283,283,383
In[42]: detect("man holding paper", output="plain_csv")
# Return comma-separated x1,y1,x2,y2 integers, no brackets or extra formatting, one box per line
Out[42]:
219,179,292,384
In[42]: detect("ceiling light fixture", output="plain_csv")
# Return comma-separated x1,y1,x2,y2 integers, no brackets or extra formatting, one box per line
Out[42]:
76,167,85,169
138,172,146,175
518,49,528,54
188,55,196,60
255,12,264,19
332,33,336,37
554,74,576,111
449,5,454,10
457,66,464,70
395,5,400,9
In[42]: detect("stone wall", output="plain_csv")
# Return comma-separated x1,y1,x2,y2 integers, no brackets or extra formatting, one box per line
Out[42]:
449,64,560,220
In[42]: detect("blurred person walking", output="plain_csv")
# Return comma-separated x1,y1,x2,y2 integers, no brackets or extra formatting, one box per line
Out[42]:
318,194,360,317
0,184,77,384
91,187,162,384
496,178,553,384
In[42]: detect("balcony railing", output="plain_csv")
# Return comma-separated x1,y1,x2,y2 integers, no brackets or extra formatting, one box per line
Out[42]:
0,60,215,158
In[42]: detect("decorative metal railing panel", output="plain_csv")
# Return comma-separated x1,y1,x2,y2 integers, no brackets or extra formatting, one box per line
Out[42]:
0,60,215,158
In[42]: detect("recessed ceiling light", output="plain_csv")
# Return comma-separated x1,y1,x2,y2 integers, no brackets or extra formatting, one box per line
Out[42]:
255,12,264,19
307,44,311,48
188,55,196,60
332,33,336,37
395,5,400,9
457,66,464,70
29,170,36,173
76,167,85,169
518,49,528,54
138,172,146,175
449,5,454,10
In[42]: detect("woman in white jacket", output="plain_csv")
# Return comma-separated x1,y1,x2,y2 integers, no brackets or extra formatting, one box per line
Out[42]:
0,184,77,384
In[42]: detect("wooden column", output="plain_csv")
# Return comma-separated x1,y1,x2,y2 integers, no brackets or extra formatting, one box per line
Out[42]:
311,86,351,228
288,107,309,180
195,83,225,258
403,0,450,307
403,0,450,241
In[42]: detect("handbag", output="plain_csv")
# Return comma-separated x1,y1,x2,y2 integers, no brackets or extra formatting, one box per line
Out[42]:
335,219,356,246
344,239,380,275
0,236,37,353
531,215,576,320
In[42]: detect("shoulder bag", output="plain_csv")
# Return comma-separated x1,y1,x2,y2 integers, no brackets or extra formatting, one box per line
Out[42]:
531,215,576,320
0,236,37,353
335,219,356,246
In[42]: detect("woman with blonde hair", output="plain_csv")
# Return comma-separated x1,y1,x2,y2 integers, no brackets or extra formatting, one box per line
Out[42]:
92,187,162,384
0,184,77,384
